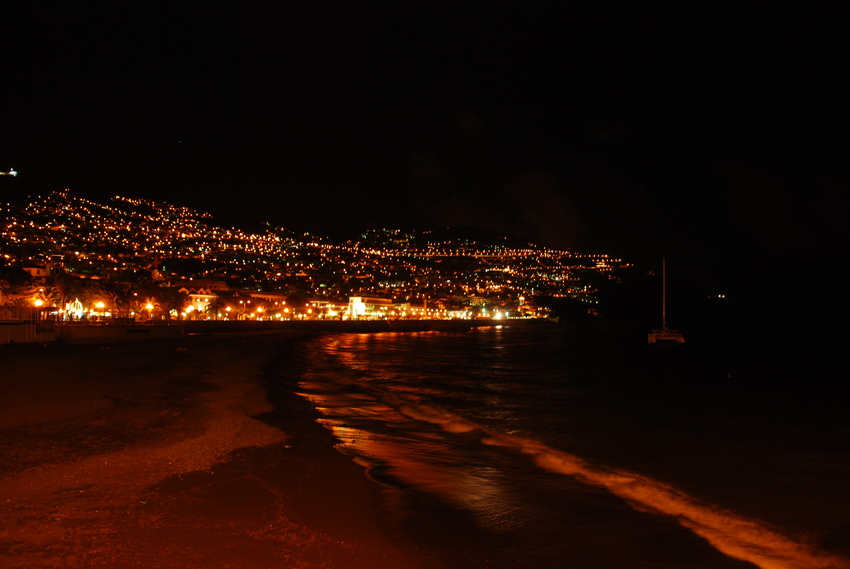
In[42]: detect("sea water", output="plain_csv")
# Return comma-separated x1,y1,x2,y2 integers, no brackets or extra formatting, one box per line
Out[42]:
283,322,850,569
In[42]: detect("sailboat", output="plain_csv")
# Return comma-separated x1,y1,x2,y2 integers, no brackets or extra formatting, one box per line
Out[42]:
648,258,685,344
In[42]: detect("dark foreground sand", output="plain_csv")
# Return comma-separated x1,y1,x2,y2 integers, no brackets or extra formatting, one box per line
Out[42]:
0,334,442,568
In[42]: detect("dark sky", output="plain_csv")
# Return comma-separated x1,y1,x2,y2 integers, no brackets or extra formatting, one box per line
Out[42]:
2,4,848,296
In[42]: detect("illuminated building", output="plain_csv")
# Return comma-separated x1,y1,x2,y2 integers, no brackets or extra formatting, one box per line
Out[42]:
348,296,393,319
177,286,217,317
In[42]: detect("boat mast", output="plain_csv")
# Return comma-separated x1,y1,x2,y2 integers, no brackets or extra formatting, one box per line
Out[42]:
648,257,684,343
661,257,667,329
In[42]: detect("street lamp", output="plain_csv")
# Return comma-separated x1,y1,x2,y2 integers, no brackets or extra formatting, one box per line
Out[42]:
32,298,44,326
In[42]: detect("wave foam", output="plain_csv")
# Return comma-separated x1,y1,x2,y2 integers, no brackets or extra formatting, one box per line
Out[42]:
316,341,849,569
391,399,850,569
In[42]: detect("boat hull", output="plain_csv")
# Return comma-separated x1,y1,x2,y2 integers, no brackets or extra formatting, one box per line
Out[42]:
648,328,685,344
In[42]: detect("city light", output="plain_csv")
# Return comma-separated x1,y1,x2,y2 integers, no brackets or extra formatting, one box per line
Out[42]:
0,190,629,326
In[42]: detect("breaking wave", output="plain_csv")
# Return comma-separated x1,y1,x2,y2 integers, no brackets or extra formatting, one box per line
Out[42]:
304,331,850,569
373,391,850,569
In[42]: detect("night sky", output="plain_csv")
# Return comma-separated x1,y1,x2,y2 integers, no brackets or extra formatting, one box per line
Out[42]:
2,5,847,308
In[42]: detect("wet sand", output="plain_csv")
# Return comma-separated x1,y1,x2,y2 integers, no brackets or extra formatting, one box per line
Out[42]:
0,334,442,568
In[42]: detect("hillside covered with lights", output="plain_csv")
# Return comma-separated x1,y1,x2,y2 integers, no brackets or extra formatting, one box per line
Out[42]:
1,190,633,323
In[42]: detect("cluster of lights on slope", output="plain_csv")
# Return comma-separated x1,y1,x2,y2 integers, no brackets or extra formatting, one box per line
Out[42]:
1,191,631,320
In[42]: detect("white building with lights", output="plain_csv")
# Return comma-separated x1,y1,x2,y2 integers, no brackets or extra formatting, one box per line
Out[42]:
348,296,393,319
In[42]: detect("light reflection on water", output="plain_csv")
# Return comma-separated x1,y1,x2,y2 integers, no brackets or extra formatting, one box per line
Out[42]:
294,325,850,569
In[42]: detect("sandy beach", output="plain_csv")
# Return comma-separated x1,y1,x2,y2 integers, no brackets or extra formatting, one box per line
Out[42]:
0,333,441,568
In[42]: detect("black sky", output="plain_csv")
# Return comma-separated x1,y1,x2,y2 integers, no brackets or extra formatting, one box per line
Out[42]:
2,4,848,301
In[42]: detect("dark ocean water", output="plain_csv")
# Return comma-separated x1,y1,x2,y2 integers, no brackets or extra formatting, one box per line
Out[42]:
279,322,850,569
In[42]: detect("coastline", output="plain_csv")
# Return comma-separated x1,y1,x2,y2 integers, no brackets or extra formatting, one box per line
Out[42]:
0,333,441,568
1,317,544,346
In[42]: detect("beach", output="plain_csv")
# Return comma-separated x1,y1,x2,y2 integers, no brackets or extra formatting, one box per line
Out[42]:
0,333,440,568
3,324,849,569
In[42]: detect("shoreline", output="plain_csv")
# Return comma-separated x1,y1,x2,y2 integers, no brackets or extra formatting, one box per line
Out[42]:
0,332,442,568
1,317,549,345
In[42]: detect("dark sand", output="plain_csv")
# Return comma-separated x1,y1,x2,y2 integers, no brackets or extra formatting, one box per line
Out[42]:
0,334,442,568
